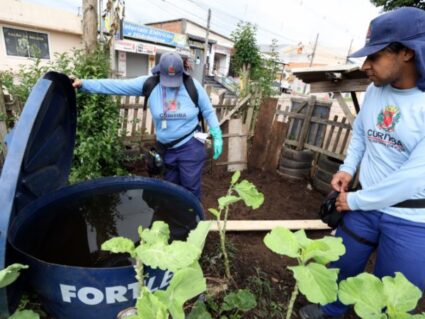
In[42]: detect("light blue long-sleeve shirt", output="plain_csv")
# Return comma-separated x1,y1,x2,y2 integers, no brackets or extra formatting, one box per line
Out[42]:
80,76,219,147
340,84,425,223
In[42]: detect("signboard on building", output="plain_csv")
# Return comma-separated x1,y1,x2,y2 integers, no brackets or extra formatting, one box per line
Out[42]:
115,39,157,55
3,27,50,59
117,51,126,77
123,21,188,48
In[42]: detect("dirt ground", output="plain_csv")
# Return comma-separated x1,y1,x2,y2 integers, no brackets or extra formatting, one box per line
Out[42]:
128,161,425,318
201,167,334,318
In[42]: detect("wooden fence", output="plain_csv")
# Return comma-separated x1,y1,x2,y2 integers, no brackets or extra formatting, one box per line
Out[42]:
276,95,352,161
118,93,255,146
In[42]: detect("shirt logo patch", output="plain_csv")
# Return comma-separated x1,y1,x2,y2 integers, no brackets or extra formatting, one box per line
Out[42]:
377,105,400,132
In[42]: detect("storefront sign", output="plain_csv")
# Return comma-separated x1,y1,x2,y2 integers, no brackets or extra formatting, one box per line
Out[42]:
123,21,188,48
115,40,157,55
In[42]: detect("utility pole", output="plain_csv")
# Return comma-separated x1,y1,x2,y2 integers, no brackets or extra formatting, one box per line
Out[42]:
202,8,211,86
309,33,319,67
346,38,354,64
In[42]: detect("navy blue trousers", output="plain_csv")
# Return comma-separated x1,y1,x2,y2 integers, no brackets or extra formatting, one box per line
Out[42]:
163,137,206,201
322,210,425,317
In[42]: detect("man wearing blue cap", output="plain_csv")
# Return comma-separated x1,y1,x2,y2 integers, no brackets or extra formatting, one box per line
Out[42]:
72,52,223,201
300,7,425,319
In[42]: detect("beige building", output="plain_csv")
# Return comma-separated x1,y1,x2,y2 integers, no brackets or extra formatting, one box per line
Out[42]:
0,0,83,72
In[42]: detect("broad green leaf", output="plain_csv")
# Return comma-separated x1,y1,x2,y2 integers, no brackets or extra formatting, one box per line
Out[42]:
0,264,28,288
188,300,213,319
231,171,241,185
221,289,257,312
289,263,339,305
263,227,300,258
338,273,386,319
141,221,170,246
301,241,329,264
138,226,143,243
218,195,240,209
234,180,264,209
187,221,211,251
293,230,312,248
306,236,345,265
413,314,425,318
9,310,40,319
383,272,421,315
155,265,207,319
136,287,168,319
208,208,221,218
101,237,135,258
136,241,200,272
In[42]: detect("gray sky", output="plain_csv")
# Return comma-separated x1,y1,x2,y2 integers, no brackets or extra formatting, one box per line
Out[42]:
25,0,381,51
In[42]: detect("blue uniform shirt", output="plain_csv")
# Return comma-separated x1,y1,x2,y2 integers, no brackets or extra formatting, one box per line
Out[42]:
80,76,219,147
340,84,425,223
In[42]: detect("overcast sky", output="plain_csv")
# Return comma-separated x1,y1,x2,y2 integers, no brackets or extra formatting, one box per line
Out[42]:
25,0,381,52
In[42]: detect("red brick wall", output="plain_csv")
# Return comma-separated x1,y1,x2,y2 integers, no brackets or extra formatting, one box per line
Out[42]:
148,21,183,34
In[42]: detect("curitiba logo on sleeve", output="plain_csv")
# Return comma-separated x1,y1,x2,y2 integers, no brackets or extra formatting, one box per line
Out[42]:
377,105,400,132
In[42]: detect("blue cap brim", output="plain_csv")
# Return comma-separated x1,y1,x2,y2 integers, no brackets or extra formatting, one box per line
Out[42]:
159,73,183,88
349,43,388,58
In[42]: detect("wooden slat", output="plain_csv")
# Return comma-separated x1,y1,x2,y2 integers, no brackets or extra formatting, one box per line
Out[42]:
131,97,140,137
218,94,251,126
209,220,330,231
334,92,355,126
309,78,370,93
323,115,338,151
340,128,351,155
296,96,316,150
303,143,345,161
332,117,346,153
140,96,148,136
121,96,129,137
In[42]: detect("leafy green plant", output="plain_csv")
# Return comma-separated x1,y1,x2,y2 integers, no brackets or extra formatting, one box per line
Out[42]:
0,264,39,319
188,289,257,319
208,171,264,281
101,221,211,319
0,47,126,182
338,272,425,319
263,227,345,319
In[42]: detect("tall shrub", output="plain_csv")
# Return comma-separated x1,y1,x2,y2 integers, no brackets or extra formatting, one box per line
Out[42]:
0,47,126,182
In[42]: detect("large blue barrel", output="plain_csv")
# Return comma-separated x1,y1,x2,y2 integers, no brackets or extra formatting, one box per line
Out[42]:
0,72,204,319
8,177,203,319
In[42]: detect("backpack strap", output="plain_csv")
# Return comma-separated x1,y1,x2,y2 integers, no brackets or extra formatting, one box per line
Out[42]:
183,74,205,132
142,75,160,111
142,74,205,131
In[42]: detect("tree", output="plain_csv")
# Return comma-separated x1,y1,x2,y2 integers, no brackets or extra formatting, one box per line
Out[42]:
370,0,425,10
82,0,98,53
230,21,262,92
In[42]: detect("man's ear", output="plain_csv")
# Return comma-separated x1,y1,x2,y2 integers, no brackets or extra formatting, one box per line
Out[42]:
403,48,415,62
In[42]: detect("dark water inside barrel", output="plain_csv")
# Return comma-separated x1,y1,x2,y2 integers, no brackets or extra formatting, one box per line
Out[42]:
13,188,198,267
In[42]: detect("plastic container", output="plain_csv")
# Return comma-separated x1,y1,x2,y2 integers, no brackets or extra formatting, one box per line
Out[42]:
0,72,203,319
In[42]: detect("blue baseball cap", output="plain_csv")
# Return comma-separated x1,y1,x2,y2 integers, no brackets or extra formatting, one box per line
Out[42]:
350,7,425,91
151,52,184,88
350,7,425,58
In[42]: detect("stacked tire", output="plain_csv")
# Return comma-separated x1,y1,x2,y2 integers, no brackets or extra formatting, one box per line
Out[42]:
312,154,343,194
277,146,313,180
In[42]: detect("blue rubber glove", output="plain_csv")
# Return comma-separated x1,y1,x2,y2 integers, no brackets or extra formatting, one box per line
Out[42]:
210,126,223,160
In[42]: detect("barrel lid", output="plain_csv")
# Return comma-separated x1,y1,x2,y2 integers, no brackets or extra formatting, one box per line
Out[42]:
0,71,76,270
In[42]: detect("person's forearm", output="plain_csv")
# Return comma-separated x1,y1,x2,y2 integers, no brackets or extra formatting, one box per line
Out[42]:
80,77,146,96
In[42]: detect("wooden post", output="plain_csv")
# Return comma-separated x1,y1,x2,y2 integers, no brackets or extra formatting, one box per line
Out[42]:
334,92,355,126
248,97,278,170
263,116,288,172
0,83,7,166
296,95,316,150
227,118,247,171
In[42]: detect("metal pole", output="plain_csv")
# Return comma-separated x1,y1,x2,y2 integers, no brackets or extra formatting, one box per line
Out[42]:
202,8,211,86
309,33,319,67
346,38,353,64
